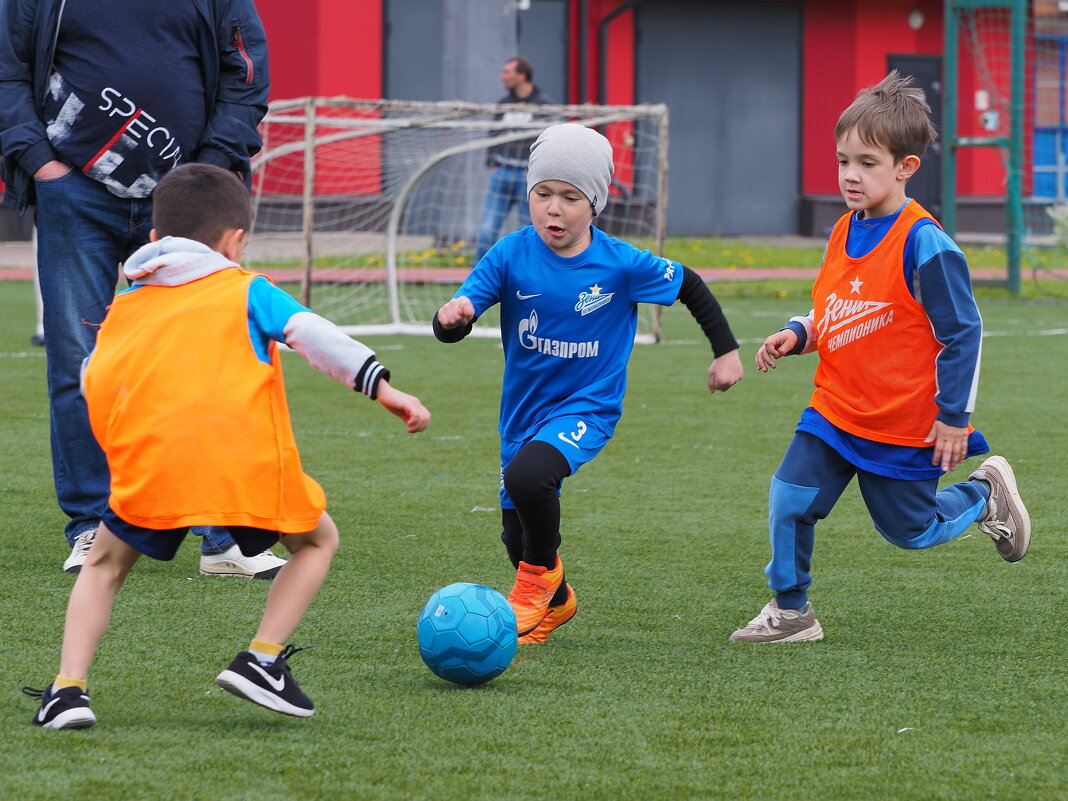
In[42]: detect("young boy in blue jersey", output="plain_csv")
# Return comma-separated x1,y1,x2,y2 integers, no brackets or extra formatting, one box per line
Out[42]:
729,71,1031,643
23,164,431,728
434,123,744,643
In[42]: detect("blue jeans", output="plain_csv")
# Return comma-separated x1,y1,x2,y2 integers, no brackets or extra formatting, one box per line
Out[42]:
476,165,530,261
33,169,235,555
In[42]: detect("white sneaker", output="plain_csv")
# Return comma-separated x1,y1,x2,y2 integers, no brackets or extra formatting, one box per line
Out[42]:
63,528,98,575
199,545,286,579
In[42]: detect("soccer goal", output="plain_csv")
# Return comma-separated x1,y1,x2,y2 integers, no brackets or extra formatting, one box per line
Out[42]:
944,0,1068,299
247,98,670,338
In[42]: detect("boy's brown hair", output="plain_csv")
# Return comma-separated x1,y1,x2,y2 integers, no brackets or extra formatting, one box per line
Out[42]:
835,70,938,162
152,163,252,248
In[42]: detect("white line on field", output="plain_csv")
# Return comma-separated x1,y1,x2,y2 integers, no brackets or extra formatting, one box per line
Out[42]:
660,328,1068,346
2,329,1064,359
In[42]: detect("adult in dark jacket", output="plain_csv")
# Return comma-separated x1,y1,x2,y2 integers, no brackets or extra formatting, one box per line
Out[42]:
0,0,282,577
475,56,551,262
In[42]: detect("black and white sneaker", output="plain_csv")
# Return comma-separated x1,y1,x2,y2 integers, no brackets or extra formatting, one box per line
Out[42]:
215,645,314,717
23,684,96,729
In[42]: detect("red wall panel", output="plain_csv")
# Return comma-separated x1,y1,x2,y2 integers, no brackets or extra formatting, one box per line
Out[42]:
800,0,1005,200
256,0,382,101
253,1,384,196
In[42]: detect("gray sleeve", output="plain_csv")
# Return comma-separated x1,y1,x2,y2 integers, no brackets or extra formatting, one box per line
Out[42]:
283,311,390,399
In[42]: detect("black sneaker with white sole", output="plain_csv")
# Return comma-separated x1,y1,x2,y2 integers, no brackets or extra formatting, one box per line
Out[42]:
23,684,97,729
215,645,314,717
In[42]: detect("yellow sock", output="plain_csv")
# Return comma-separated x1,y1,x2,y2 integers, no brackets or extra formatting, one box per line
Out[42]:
54,675,87,691
249,639,283,664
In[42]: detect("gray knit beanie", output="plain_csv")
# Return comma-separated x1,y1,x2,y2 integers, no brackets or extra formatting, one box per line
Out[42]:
527,123,614,216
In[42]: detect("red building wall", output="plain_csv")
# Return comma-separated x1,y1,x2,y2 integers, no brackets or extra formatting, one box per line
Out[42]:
586,0,636,106
249,0,1014,205
575,0,1007,205
252,0,384,196
801,0,1006,199
256,0,382,100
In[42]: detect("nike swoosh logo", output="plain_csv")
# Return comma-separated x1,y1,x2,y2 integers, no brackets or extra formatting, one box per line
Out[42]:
37,696,63,722
556,432,581,449
516,291,542,300
249,661,286,691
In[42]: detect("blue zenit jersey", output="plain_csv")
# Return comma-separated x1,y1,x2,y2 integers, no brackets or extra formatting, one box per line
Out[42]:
455,225,683,441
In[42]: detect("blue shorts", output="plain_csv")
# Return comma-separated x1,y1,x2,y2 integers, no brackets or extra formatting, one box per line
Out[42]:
102,506,281,562
499,415,610,508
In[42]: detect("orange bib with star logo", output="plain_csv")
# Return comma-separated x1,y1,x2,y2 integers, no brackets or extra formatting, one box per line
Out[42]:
810,201,954,446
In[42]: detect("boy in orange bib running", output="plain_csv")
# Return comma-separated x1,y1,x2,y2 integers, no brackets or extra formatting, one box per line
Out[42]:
23,164,430,728
730,72,1030,643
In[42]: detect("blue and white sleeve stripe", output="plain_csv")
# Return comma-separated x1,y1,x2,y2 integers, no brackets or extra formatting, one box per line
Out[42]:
910,223,983,426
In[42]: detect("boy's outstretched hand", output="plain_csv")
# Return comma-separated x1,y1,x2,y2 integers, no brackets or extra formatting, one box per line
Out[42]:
376,381,431,433
755,329,799,372
925,420,969,472
436,296,476,329
707,348,744,392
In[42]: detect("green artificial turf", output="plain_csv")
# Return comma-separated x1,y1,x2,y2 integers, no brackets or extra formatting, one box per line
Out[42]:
1,279,1064,801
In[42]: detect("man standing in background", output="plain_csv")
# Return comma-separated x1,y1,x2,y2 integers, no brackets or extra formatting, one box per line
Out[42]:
475,56,551,262
0,0,285,577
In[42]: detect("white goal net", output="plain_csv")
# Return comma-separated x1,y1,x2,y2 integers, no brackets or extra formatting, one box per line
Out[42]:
246,98,669,338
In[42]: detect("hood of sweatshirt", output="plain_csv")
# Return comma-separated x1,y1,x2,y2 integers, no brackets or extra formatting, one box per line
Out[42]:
124,236,240,287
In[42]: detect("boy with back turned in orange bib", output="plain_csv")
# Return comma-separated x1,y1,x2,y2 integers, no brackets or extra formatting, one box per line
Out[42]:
23,164,430,727
729,71,1031,643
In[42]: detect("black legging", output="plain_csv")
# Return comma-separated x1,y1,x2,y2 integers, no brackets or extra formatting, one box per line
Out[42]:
499,441,571,570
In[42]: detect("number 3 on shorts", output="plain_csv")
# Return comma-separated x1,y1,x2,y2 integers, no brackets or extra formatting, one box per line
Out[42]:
557,420,587,449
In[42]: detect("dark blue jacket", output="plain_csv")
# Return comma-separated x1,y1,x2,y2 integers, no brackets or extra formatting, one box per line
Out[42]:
487,85,551,168
0,0,269,213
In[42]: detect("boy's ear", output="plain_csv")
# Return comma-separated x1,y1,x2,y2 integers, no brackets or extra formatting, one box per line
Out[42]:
217,228,246,262
898,154,921,181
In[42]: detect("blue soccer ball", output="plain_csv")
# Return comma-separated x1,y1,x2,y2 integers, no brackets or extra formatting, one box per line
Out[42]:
417,582,518,686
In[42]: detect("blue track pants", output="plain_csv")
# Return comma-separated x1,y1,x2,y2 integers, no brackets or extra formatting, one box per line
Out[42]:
766,432,989,608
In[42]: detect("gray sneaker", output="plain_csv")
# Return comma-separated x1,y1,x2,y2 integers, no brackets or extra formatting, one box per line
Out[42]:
968,455,1031,562
729,599,824,643
63,527,98,574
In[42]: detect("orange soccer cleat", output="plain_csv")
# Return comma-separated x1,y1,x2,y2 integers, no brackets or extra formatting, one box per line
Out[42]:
507,556,564,636
518,583,577,644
